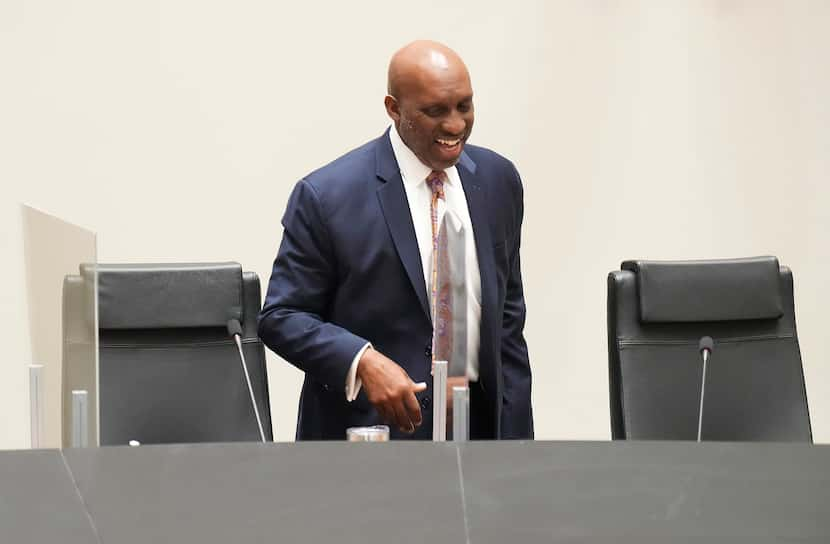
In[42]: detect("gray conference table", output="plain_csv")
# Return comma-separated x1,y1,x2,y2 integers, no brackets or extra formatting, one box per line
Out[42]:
2,440,829,543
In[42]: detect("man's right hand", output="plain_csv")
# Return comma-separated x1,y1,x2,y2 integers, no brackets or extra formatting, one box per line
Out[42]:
357,348,427,434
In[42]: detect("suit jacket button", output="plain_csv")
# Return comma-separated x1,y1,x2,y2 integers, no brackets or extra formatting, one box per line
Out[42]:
424,344,432,358
420,396,431,409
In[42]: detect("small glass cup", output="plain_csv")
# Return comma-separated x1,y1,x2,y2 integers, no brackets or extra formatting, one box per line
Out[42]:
346,425,390,442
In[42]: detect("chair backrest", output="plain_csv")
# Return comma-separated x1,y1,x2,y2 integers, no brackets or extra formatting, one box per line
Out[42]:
607,256,811,442
63,262,272,445
61,270,97,447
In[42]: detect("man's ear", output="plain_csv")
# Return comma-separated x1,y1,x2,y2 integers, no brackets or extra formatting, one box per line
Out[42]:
384,95,400,121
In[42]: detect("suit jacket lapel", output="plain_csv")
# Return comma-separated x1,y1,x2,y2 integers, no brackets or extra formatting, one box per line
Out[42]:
375,131,431,320
457,151,497,388
456,151,493,269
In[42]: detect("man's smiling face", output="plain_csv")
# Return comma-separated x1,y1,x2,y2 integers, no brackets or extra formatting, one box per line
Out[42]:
385,47,475,171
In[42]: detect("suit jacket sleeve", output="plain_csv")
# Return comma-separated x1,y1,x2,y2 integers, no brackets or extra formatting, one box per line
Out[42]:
500,162,534,439
257,179,368,392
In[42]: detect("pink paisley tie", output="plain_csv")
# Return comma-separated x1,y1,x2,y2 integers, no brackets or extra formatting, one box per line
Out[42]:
426,170,452,371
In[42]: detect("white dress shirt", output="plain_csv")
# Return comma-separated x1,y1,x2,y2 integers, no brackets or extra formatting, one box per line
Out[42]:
346,125,482,400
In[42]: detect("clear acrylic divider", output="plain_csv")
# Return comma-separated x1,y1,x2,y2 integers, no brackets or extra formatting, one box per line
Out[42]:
432,211,471,441
22,204,98,448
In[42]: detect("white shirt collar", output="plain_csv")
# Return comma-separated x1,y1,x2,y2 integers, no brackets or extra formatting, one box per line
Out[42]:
388,124,454,188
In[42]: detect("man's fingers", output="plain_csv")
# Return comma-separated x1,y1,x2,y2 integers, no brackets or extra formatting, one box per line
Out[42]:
392,402,415,434
362,354,429,433
376,404,392,425
403,391,422,428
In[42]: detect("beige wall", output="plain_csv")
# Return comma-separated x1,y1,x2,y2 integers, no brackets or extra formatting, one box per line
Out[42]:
1,1,828,447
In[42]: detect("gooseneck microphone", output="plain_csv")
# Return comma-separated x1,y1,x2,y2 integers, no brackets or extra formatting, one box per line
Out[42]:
697,336,714,442
227,319,267,443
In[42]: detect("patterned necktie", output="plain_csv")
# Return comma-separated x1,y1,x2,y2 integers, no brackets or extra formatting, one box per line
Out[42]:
426,170,452,370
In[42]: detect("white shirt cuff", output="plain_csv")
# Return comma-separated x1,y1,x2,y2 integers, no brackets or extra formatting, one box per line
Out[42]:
345,342,372,402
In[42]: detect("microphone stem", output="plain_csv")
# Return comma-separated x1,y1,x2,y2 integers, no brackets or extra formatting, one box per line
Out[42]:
234,335,267,443
697,350,709,442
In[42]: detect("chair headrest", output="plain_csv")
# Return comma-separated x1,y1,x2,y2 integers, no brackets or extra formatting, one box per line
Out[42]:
621,256,783,323
89,262,243,329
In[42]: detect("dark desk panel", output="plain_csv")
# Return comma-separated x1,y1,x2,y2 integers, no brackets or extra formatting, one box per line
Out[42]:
3,441,829,543
0,450,99,544
63,442,466,544
460,441,830,543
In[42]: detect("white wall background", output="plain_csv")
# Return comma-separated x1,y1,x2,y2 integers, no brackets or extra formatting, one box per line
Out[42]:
2,0,828,448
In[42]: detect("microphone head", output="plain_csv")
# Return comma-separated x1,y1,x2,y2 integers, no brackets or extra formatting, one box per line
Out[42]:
698,336,714,354
226,319,243,338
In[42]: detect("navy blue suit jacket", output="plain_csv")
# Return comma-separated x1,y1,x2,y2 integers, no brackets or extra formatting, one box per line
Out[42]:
258,130,532,440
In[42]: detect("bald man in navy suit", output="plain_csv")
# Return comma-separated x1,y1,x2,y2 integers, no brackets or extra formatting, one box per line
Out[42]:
259,41,532,440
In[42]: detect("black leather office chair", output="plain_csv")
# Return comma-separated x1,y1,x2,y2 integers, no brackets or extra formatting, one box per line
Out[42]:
63,262,272,445
607,256,811,442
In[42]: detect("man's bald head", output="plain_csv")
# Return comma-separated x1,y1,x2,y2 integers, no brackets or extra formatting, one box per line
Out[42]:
384,41,474,170
387,41,469,97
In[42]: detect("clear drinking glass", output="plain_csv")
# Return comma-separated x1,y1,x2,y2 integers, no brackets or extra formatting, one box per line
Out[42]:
346,425,390,442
